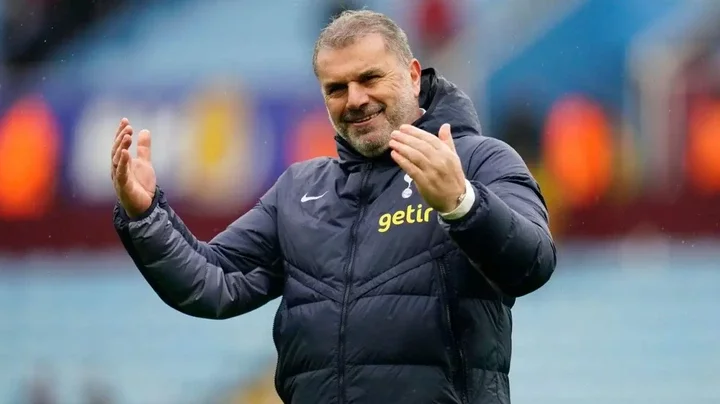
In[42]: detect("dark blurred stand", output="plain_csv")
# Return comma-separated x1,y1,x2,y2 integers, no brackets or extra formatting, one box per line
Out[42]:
2,0,127,73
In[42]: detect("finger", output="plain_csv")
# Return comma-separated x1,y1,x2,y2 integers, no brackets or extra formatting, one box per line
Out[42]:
112,134,132,168
112,145,125,179
399,124,444,149
390,130,436,158
438,123,455,153
111,125,133,161
137,129,151,162
390,150,426,184
115,149,131,186
114,118,129,140
389,138,431,169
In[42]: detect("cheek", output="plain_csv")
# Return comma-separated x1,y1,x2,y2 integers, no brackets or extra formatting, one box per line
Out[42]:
378,81,409,107
372,89,398,108
325,101,344,122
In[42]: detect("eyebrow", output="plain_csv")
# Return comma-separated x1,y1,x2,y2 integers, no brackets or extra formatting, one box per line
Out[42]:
357,68,384,81
324,68,385,91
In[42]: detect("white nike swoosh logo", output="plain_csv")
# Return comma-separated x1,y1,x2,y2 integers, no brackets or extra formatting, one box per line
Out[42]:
301,192,328,203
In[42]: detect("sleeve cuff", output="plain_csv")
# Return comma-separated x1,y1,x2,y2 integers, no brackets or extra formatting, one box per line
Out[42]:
438,179,475,220
115,187,162,223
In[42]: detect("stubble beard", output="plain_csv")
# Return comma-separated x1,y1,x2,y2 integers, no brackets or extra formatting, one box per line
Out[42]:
334,88,419,158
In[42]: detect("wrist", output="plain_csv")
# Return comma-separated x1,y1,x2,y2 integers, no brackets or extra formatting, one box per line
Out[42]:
438,180,475,220
440,184,467,213
119,194,155,220
120,202,143,219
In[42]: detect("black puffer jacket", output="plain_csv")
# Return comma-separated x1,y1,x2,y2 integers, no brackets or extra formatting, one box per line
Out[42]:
114,69,556,404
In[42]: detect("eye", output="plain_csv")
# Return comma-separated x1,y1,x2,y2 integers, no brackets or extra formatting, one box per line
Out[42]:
326,84,346,96
362,75,380,84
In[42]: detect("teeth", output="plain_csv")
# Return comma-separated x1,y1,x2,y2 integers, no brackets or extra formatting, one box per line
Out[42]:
353,111,380,123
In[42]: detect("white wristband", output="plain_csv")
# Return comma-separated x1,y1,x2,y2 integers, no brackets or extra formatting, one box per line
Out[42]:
438,179,475,220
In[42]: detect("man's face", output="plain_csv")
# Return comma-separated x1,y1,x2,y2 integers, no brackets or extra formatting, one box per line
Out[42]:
316,34,422,158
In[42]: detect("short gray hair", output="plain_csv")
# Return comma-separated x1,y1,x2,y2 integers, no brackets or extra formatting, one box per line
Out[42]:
312,9,414,76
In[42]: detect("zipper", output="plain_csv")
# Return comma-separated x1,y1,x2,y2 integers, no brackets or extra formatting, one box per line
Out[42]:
337,164,372,404
437,255,469,404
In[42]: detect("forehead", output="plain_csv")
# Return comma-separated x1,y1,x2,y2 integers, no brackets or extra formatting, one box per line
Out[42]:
315,34,397,82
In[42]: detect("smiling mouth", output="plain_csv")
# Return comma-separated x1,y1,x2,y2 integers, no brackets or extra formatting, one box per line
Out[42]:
348,110,382,124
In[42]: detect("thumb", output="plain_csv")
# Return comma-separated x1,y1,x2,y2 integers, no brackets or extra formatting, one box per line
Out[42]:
438,123,455,152
137,129,152,162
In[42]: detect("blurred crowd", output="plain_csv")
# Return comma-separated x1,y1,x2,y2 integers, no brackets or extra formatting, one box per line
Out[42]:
0,0,716,249
2,0,123,70
2,0,720,403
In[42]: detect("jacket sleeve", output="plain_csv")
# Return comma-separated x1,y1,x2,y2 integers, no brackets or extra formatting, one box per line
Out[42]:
440,138,557,297
113,180,284,320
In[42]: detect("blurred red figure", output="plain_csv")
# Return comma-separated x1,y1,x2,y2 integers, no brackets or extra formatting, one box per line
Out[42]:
416,0,457,54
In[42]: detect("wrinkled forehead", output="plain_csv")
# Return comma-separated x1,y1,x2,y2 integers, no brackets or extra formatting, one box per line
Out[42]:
315,34,396,83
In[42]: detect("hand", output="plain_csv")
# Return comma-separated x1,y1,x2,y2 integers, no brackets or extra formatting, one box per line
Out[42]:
389,123,466,213
111,118,157,218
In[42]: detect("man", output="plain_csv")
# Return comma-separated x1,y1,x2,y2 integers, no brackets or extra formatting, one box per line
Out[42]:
111,10,556,404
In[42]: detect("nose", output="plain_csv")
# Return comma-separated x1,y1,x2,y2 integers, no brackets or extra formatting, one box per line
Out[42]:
346,82,370,110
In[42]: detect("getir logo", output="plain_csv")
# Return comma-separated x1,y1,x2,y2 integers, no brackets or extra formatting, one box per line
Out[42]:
378,204,435,233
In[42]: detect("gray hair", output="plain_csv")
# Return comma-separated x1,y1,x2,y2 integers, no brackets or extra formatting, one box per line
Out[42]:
312,9,414,76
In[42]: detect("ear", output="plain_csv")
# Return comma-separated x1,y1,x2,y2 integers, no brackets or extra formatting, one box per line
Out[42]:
409,59,422,97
